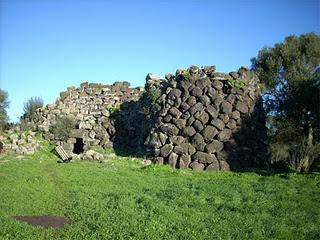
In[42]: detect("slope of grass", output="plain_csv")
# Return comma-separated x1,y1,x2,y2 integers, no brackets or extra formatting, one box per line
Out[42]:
0,144,319,239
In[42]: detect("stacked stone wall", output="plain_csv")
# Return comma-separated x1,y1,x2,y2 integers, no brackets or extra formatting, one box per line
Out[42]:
144,66,269,171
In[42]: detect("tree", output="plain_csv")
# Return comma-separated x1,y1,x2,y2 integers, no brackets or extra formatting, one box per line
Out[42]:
0,89,9,132
251,32,320,172
23,96,44,122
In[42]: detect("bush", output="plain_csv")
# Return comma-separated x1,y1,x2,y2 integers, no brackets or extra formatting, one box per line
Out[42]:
146,87,161,108
23,97,43,122
0,89,9,132
49,115,75,141
270,140,320,173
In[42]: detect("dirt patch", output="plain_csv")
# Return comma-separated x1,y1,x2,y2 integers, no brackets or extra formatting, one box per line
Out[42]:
14,215,71,228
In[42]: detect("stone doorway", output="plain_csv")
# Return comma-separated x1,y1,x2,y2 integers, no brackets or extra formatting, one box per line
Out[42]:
73,138,84,154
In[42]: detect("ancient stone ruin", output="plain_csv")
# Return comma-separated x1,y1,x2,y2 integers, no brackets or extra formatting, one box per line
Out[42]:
34,65,270,171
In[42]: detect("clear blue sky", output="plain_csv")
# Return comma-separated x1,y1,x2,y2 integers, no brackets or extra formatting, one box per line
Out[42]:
0,0,319,122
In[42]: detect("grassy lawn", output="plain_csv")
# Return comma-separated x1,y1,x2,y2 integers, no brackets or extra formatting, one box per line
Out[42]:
0,143,319,240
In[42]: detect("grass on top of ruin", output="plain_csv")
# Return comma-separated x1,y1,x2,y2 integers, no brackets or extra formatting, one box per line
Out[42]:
0,142,319,240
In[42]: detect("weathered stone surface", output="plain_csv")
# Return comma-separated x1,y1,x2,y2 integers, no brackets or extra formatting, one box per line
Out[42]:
199,95,210,106
206,160,220,171
168,152,178,168
189,103,204,115
179,154,191,169
193,152,217,164
212,80,223,90
191,133,205,151
173,143,189,155
194,111,209,125
160,124,179,136
211,119,225,130
187,96,197,106
160,144,173,157
205,140,224,153
220,161,230,171
235,101,248,114
191,86,202,97
169,107,182,119
181,126,196,137
189,161,205,171
201,126,218,142
221,101,233,114
217,129,232,142
230,111,241,119
173,118,186,129
193,120,204,132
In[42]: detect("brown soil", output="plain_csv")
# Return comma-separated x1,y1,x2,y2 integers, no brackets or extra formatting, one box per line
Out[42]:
14,215,71,228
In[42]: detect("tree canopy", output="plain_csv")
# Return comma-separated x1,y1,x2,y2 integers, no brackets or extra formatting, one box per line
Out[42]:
251,32,320,172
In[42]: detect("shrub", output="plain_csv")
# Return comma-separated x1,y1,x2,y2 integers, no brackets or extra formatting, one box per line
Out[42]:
23,97,43,122
146,87,161,108
270,140,320,173
182,72,192,81
226,79,246,89
49,115,75,141
0,89,9,132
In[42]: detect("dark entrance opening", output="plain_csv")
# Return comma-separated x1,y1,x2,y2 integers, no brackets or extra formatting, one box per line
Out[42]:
73,138,84,154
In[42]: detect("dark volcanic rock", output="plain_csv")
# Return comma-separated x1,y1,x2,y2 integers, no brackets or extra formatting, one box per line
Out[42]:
205,140,224,153
191,133,205,151
193,151,217,164
201,126,218,142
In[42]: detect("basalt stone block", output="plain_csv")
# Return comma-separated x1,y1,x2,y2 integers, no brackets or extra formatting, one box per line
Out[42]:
190,86,202,97
226,119,237,129
174,143,189,155
173,118,186,129
168,152,178,168
212,80,223,90
193,120,204,132
180,102,190,112
189,161,205,171
235,101,249,114
181,126,196,137
217,129,232,142
219,114,230,124
189,103,204,115
186,116,195,127
179,154,191,169
211,119,225,130
155,157,164,164
160,124,179,136
206,160,220,171
160,144,173,157
170,136,185,145
202,65,216,74
169,107,182,118
205,140,224,153
199,95,210,106
206,105,219,119
221,101,233,114
188,144,196,155
196,77,211,89
201,126,218,142
193,152,217,164
187,96,197,107
194,111,209,125
220,161,230,171
230,110,241,119
163,114,173,122
191,133,205,151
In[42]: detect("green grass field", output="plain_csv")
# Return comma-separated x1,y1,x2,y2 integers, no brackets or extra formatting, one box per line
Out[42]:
0,143,319,240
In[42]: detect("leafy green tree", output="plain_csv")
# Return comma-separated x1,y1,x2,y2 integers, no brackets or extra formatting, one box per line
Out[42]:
23,96,43,122
0,89,9,132
251,33,320,172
